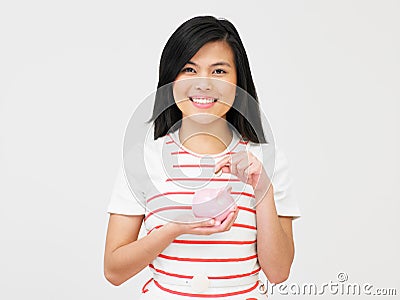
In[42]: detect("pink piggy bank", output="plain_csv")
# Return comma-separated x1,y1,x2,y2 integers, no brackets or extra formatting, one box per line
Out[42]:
192,186,237,222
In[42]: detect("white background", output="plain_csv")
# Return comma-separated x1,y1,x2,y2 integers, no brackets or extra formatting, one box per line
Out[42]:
0,1,399,299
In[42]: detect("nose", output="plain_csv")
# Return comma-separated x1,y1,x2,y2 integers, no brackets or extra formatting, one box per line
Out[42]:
195,77,212,91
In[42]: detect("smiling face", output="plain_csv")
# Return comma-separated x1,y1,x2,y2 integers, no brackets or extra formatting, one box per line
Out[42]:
172,41,237,124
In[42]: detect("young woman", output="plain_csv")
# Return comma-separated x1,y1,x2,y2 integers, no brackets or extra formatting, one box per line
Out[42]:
104,16,301,299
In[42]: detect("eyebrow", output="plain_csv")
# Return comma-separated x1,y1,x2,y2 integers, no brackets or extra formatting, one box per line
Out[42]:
186,61,232,68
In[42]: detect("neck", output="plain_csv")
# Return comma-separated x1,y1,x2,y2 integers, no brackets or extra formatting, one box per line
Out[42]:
178,117,233,155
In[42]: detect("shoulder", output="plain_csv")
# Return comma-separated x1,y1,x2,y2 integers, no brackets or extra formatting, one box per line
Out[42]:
246,141,290,181
124,124,167,177
245,140,285,163
126,127,167,158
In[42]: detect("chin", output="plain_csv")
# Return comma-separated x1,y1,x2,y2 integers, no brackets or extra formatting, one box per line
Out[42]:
186,113,222,125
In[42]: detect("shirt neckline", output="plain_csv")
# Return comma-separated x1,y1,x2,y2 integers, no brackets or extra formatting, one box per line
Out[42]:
169,127,241,158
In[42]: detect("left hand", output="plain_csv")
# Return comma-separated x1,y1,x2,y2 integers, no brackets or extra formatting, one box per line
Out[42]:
214,151,271,194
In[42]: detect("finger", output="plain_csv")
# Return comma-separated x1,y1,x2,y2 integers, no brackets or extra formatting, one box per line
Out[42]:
246,161,264,185
220,165,231,174
230,154,248,179
196,210,237,234
192,225,220,235
230,152,246,176
215,152,247,174
218,210,237,231
241,162,256,184
191,218,216,228
224,210,239,230
221,213,236,231
237,160,250,182
214,151,246,174
214,155,231,173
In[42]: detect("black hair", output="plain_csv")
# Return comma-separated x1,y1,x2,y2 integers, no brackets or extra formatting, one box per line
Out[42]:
149,15,266,143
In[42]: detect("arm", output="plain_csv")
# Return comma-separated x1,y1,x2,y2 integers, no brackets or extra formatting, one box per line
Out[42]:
214,151,296,284
103,212,240,286
103,214,177,286
255,187,294,284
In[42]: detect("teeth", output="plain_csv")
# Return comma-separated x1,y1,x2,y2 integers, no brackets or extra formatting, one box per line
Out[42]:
191,97,216,104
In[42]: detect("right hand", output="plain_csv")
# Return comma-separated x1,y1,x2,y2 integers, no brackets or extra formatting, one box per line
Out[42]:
165,208,239,237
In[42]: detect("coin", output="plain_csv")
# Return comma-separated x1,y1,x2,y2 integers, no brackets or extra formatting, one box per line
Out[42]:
215,168,223,177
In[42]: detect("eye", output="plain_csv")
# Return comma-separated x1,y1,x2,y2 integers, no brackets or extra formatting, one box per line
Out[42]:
181,67,196,73
213,69,227,74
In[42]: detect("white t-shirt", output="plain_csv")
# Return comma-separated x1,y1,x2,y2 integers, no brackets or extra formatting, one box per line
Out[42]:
107,127,301,298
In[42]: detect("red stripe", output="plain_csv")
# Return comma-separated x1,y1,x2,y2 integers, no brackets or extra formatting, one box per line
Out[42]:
166,140,174,144
170,151,237,158
153,280,259,298
167,134,241,159
166,178,240,182
141,278,154,293
167,134,244,157
158,253,257,262
149,264,191,279
147,225,163,235
233,223,257,230
146,222,256,235
171,151,190,155
173,239,256,245
239,140,249,145
149,264,261,280
237,206,256,214
210,267,261,279
231,191,255,198
172,164,215,168
145,206,191,222
147,191,194,204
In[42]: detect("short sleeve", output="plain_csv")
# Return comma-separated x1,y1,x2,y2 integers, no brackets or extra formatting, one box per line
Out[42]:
106,163,146,215
271,148,301,220
248,143,301,220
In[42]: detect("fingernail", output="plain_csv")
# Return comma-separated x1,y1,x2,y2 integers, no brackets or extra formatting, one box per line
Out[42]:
215,220,221,226
208,220,215,225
